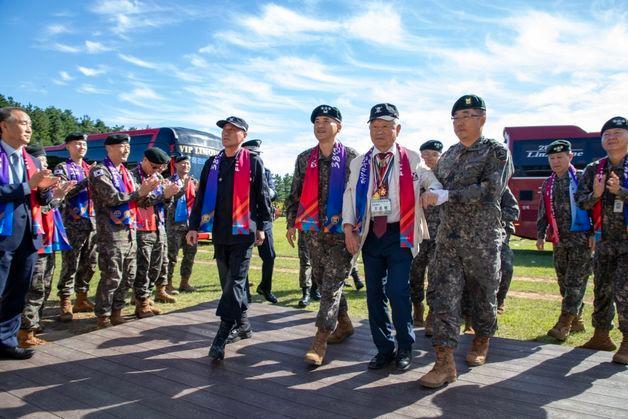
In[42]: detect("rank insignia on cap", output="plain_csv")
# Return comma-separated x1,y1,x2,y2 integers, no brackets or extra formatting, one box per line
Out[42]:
321,106,330,113
375,106,382,113
465,98,471,105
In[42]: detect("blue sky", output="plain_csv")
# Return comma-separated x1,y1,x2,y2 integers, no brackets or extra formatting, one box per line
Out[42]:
2,0,628,174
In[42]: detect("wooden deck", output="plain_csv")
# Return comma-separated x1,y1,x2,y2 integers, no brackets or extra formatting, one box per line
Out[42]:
1,301,626,418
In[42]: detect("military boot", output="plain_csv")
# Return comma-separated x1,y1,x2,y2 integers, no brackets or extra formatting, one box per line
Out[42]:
310,283,321,301
418,345,457,388
297,287,311,308
96,315,111,329
179,276,197,293
466,336,490,366
148,298,162,315
413,302,425,327
135,298,155,319
424,309,433,337
579,328,617,351
73,291,95,313
350,268,365,291
209,320,235,361
570,312,586,333
612,334,628,365
304,329,331,366
111,309,127,325
165,279,180,296
155,285,177,303
17,330,47,348
328,312,354,344
547,312,575,341
58,296,73,322
226,313,252,344
463,315,474,334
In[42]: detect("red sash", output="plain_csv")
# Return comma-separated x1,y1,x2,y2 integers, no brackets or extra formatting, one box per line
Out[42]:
23,149,44,237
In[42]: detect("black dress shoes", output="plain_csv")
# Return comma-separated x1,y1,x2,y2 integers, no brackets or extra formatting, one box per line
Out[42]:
368,352,396,369
256,287,278,304
225,324,253,344
0,346,35,360
395,348,412,371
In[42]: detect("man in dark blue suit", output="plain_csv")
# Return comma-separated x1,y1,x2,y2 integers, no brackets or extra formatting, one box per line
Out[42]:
0,107,58,360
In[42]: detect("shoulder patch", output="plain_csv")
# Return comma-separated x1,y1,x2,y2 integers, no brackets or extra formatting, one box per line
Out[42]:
53,167,64,176
494,146,508,161
92,168,106,177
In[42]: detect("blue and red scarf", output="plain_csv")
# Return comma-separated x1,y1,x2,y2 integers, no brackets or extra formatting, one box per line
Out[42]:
173,174,196,223
592,156,628,237
295,142,346,233
65,159,94,220
199,148,251,234
103,157,137,227
135,166,165,231
39,207,72,254
355,144,415,248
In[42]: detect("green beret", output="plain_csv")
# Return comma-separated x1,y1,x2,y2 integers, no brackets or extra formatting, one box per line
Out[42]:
64,132,87,143
242,139,262,153
104,134,130,145
420,140,443,152
173,154,189,163
546,140,571,155
451,94,486,116
26,143,46,158
144,147,169,164
601,116,628,136
310,105,342,123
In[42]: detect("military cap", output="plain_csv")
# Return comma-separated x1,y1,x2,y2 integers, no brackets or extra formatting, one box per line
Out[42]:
546,140,571,155
64,132,87,143
173,154,189,163
144,147,169,164
451,94,486,116
601,116,628,136
419,140,443,152
26,143,46,158
310,105,342,123
368,103,399,122
217,116,248,132
104,134,130,145
242,139,262,153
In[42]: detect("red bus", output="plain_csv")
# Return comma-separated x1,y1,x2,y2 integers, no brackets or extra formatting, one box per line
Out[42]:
504,125,606,239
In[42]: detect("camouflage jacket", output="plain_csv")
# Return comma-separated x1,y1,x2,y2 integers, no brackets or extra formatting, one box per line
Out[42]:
53,160,96,231
501,186,520,235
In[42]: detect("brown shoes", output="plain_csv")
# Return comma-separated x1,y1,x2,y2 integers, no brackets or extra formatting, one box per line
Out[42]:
419,345,457,388
73,291,95,313
579,328,617,351
17,330,47,348
111,309,127,325
327,313,354,344
612,335,628,365
179,276,197,293
135,298,155,319
466,336,490,366
59,296,73,322
154,285,177,303
304,329,331,366
547,312,575,342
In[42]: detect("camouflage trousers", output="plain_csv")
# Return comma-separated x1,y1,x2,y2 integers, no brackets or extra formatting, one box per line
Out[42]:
57,228,97,298
94,230,137,317
553,243,591,316
21,253,55,331
167,225,198,282
134,229,167,299
591,239,628,333
496,234,514,306
431,239,501,349
298,232,312,288
304,231,353,332
409,239,435,304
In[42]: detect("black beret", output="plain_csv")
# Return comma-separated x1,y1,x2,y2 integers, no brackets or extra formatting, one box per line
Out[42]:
64,132,87,143
546,140,571,155
26,143,46,158
451,94,486,116
368,103,399,122
173,155,189,163
420,140,443,152
144,147,169,165
104,134,130,145
310,105,342,123
217,116,248,132
601,116,628,136
242,139,262,153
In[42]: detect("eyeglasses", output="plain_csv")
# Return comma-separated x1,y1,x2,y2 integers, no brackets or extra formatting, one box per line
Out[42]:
150,164,165,170
451,114,483,121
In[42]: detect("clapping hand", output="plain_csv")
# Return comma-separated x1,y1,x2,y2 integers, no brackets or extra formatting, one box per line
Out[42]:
53,180,77,199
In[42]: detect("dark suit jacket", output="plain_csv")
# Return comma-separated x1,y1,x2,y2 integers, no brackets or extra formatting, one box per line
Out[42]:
0,154,52,252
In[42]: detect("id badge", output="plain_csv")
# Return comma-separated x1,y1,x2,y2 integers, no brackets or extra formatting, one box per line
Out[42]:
614,199,624,213
371,198,392,216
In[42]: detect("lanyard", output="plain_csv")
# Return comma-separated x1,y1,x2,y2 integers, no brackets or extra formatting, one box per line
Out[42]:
373,154,394,195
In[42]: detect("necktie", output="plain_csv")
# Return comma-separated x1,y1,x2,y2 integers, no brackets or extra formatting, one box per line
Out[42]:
373,152,392,238
11,152,24,184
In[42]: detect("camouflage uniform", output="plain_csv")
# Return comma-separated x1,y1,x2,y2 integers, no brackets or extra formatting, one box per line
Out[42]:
90,162,143,317
53,161,97,299
496,186,520,307
431,137,513,349
575,157,628,332
297,231,312,288
21,253,55,331
538,171,592,316
409,196,440,304
166,175,199,283
285,145,358,332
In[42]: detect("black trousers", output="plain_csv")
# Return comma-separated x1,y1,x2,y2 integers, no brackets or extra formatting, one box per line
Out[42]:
215,242,254,323
252,227,275,292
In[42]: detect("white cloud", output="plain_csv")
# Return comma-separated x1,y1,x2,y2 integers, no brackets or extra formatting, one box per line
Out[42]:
77,84,109,94
119,86,164,107
77,65,107,77
85,40,111,53
60,71,73,81
51,43,81,53
240,4,340,37
118,53,157,69
46,24,70,35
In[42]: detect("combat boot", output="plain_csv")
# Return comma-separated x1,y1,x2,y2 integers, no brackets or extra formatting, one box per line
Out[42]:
612,334,628,365
570,313,586,333
579,328,617,351
304,329,331,366
463,315,474,334
165,279,180,295
135,298,155,319
351,268,365,291
155,285,177,303
298,287,311,308
418,345,457,388
73,291,95,313
226,313,252,344
111,309,127,325
310,283,321,301
424,309,433,337
96,315,111,329
209,320,235,361
17,330,47,348
466,336,490,366
328,312,354,344
547,312,575,341
148,298,162,315
179,276,197,293
413,302,425,327
58,296,73,322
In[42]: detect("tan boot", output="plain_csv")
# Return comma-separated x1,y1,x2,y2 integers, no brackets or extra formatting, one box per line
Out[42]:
111,309,127,325
148,298,162,315
579,328,617,351
547,312,576,341
165,280,180,296
58,296,73,322
570,313,586,333
424,309,433,337
612,335,628,365
155,285,177,303
304,329,331,366
463,315,475,334
17,330,47,348
96,316,111,329
135,298,155,319
73,291,95,313
466,336,490,366
413,302,425,327
418,345,457,388
327,312,354,344
179,276,197,293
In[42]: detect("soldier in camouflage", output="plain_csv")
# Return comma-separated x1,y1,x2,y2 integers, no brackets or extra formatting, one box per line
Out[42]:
575,116,628,364
285,105,357,366
496,185,520,314
90,134,160,328
296,231,313,307
419,95,513,389
536,140,592,341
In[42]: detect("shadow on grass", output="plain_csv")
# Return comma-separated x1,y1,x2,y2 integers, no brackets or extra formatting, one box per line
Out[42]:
512,248,553,268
